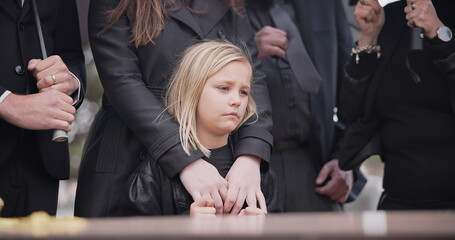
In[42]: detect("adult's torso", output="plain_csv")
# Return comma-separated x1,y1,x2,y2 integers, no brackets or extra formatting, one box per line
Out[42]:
372,1,455,201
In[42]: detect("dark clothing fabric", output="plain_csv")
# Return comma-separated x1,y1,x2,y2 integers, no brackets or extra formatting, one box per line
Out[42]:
271,146,342,212
0,0,85,216
246,0,366,212
75,0,273,217
377,192,455,210
117,144,279,216
0,132,59,217
376,30,455,201
339,1,455,209
204,145,234,178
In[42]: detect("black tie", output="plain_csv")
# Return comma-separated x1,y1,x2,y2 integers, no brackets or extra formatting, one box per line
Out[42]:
269,3,321,94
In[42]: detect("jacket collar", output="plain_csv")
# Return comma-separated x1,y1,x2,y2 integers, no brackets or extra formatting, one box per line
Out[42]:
170,0,230,39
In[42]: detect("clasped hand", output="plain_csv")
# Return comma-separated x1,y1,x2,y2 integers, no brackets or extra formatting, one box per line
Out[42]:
180,155,267,216
0,55,77,132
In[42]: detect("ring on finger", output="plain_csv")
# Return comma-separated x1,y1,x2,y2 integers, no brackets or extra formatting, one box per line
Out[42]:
51,74,57,85
411,2,416,10
359,0,366,5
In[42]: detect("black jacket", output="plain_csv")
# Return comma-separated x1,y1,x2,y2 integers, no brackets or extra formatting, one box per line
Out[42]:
0,0,85,179
75,0,273,217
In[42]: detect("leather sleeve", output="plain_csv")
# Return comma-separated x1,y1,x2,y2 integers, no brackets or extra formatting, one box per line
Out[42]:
116,160,165,216
88,0,204,177
262,169,281,213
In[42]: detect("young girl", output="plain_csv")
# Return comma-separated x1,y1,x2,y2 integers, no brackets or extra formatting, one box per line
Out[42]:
116,41,278,216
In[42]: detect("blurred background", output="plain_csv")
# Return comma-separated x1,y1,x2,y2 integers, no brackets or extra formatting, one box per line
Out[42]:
56,0,385,217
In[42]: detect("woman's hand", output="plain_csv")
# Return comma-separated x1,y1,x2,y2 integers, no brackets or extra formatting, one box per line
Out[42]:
404,0,444,39
180,159,228,215
355,0,385,46
224,155,267,215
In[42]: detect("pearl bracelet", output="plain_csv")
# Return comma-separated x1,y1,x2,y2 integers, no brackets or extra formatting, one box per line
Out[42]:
351,44,381,64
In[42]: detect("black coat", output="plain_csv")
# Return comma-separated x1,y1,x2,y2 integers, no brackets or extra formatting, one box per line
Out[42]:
0,0,85,179
75,0,273,217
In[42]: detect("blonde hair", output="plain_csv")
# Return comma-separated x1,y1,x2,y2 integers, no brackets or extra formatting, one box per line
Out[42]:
166,40,257,157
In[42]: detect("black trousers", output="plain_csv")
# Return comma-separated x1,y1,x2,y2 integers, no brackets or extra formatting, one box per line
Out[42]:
271,145,343,212
0,132,59,217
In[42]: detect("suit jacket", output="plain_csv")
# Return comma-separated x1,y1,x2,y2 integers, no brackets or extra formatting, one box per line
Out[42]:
0,0,86,179
75,0,273,216
246,0,366,201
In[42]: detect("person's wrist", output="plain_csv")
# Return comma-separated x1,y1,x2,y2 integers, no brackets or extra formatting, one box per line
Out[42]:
237,155,261,167
0,93,14,119
424,23,444,39
351,41,381,64
358,34,378,47
67,71,80,95
0,90,12,105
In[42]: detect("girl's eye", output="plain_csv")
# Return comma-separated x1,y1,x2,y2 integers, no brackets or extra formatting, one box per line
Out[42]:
218,86,229,91
240,90,249,96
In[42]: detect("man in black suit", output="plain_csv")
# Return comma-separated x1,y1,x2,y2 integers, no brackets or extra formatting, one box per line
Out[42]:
246,0,366,212
0,0,85,217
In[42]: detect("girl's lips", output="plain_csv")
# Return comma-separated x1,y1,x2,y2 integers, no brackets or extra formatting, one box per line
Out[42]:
226,112,239,118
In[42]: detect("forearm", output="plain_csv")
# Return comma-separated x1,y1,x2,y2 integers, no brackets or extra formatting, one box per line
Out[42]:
339,52,379,123
233,133,272,165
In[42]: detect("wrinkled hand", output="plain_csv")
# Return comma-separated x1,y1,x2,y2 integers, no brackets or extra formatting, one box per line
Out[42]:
28,55,79,96
315,159,353,203
190,197,216,217
238,206,266,216
0,91,75,131
254,26,288,59
224,155,266,215
404,0,444,38
180,159,228,215
355,0,385,46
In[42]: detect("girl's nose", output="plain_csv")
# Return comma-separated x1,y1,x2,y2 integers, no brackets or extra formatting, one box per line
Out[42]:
229,93,241,106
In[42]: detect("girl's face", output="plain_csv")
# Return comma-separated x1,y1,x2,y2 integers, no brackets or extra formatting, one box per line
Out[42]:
196,60,252,142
